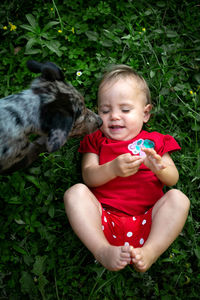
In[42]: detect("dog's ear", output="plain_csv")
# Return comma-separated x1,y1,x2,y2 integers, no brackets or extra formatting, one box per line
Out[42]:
46,115,74,152
27,60,64,81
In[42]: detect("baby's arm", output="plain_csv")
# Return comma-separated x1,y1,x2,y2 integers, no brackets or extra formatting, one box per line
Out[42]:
142,148,179,186
82,152,144,187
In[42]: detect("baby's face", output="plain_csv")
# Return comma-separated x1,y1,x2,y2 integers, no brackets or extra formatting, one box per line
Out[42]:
98,77,151,141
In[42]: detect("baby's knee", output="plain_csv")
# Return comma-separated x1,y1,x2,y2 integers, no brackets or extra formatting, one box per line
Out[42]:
63,183,88,206
167,189,190,212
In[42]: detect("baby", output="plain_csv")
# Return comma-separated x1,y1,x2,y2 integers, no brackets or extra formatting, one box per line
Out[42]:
64,65,190,272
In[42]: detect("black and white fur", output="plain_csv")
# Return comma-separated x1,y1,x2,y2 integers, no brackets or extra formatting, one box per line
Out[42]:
0,60,102,174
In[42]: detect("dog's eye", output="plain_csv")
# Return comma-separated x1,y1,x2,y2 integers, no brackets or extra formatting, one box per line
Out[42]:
75,107,82,119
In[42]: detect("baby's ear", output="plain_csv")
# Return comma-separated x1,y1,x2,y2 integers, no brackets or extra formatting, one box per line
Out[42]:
144,104,152,123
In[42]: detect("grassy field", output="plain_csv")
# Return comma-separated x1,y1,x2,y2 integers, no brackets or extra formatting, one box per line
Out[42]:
0,0,200,299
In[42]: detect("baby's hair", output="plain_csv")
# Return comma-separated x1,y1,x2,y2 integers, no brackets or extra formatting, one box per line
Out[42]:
98,64,151,105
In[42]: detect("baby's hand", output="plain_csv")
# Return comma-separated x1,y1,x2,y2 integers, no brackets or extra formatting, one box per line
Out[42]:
142,148,166,174
112,153,144,177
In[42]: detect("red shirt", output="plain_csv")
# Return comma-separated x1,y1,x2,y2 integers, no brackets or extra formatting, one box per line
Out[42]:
79,130,181,216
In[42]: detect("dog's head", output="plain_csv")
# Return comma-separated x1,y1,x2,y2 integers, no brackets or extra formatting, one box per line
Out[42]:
27,60,102,152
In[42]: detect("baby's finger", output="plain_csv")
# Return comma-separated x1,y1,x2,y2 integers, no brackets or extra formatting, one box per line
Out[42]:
141,147,156,155
128,157,144,168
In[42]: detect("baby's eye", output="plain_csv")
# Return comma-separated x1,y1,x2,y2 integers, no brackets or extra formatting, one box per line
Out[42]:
122,109,130,113
102,110,110,114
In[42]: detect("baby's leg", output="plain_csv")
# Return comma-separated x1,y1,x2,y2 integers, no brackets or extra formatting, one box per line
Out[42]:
64,184,132,271
131,189,190,272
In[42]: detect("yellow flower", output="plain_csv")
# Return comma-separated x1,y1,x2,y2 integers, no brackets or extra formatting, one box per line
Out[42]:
9,22,17,31
3,26,7,30
142,28,146,32
71,27,75,34
189,90,193,95
58,30,62,33
51,7,54,11
76,71,82,77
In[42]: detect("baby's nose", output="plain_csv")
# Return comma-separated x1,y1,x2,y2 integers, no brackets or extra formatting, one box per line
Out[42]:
110,111,120,120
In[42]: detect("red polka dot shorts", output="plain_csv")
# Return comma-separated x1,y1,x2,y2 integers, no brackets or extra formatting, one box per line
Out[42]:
101,206,153,248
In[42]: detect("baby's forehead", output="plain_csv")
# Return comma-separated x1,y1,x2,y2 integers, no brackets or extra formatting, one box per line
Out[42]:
101,75,143,89
99,76,145,96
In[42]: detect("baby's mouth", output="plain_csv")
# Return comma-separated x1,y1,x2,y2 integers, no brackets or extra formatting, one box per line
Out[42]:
109,125,124,129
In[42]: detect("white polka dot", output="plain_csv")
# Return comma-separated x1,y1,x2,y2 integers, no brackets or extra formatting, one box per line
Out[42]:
133,217,136,221
113,235,117,239
112,222,115,227
104,216,107,223
127,232,133,237
142,219,146,225
102,225,104,230
139,238,144,245
124,242,129,246
107,211,111,214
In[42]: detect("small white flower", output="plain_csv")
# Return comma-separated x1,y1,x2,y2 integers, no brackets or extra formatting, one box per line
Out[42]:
76,71,82,77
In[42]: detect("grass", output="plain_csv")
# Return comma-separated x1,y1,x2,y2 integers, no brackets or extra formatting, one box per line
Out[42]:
0,0,200,299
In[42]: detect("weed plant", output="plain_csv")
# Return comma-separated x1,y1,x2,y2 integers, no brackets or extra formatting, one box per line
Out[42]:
0,0,199,299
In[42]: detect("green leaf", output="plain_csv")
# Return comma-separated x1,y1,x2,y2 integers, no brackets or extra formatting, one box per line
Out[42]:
100,39,113,47
26,14,37,29
48,205,55,218
40,32,51,39
44,40,62,56
20,24,36,33
194,73,200,84
85,31,99,41
166,30,178,38
20,271,37,294
121,34,131,40
13,244,27,255
144,9,152,16
153,29,164,34
25,175,40,188
192,124,200,131
25,38,37,50
32,255,48,276
150,70,155,78
15,219,26,225
43,21,59,31
24,48,42,54
38,274,48,296
7,196,23,204
194,247,200,259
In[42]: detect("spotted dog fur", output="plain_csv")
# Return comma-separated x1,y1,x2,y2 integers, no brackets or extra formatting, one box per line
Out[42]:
0,60,102,174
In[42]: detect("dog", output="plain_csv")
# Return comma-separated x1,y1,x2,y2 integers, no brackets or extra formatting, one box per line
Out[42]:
0,60,102,174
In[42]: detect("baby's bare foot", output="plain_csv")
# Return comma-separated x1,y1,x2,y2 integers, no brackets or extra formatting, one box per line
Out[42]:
95,245,133,271
131,245,157,272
